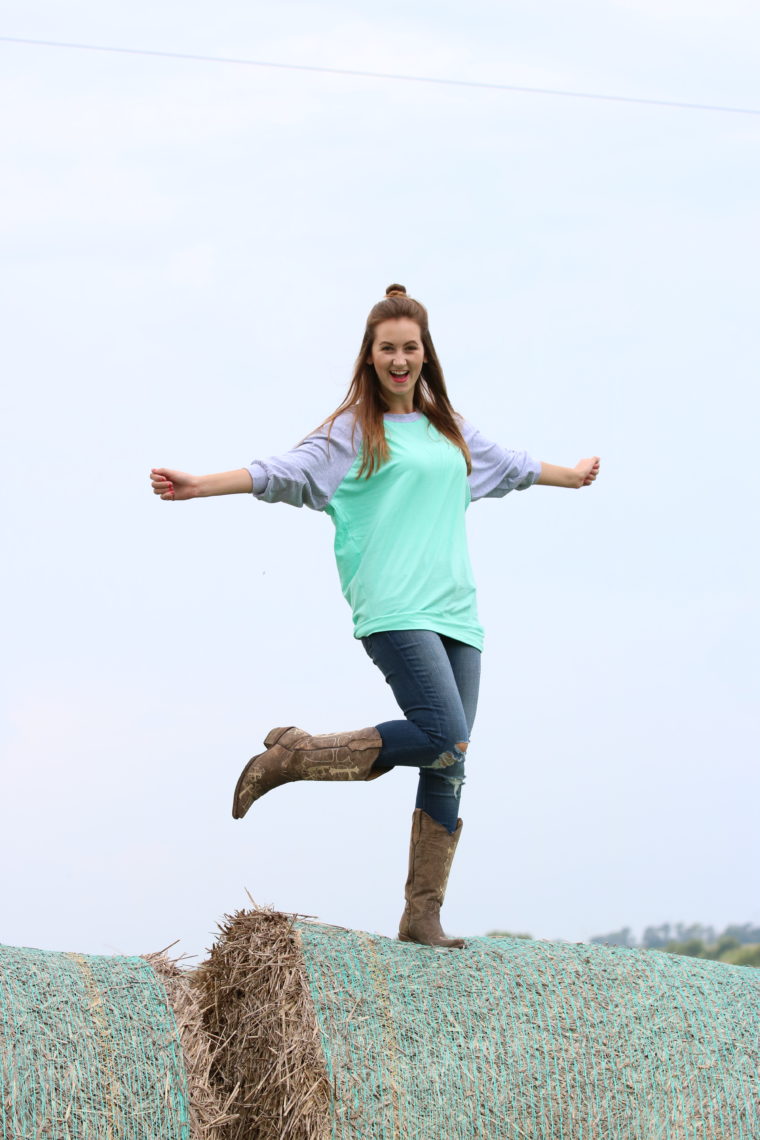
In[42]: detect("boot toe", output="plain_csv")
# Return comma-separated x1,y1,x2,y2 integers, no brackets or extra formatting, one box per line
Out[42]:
232,741,298,818
232,756,259,819
399,915,465,949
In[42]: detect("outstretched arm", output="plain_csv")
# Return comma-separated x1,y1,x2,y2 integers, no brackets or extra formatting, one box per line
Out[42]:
150,467,253,501
537,457,600,489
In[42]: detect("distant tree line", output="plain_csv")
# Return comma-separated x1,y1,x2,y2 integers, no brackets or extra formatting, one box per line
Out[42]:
588,923,760,967
485,923,760,967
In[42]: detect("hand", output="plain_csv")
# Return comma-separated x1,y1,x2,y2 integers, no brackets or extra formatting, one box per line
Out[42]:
150,467,198,501
574,457,600,487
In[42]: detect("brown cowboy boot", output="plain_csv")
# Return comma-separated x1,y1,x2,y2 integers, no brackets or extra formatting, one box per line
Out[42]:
398,809,465,949
232,725,384,819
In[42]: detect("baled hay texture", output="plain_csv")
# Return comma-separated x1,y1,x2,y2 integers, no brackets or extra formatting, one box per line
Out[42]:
195,905,331,1140
296,920,760,1140
144,950,237,1140
0,941,193,1139
197,907,760,1140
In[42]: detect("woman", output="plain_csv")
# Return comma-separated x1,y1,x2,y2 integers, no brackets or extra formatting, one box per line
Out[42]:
151,284,599,949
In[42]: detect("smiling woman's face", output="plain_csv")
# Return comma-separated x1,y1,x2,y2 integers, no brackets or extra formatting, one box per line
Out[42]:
368,317,426,413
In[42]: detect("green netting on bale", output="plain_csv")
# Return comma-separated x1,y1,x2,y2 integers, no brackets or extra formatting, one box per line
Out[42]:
295,922,760,1140
0,943,190,1140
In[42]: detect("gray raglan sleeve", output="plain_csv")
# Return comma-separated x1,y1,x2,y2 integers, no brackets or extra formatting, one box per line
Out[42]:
246,411,361,510
463,420,542,501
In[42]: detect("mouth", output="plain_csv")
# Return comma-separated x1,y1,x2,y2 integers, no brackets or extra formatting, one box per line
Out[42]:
390,370,410,384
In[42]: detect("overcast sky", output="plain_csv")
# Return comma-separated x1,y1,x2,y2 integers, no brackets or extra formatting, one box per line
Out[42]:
2,0,758,962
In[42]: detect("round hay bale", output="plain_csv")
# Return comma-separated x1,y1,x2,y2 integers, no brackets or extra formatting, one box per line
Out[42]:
197,907,760,1140
0,942,230,1140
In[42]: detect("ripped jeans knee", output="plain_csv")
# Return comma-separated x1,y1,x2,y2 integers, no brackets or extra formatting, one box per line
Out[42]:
429,740,467,774
416,744,466,833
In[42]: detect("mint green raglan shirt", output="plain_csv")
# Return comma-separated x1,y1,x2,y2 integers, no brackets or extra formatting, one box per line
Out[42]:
326,416,480,645
247,411,541,652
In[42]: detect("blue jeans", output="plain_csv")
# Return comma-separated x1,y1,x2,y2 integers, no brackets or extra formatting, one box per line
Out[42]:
361,630,481,833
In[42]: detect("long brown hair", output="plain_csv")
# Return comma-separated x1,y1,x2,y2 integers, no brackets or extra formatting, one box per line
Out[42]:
324,284,471,478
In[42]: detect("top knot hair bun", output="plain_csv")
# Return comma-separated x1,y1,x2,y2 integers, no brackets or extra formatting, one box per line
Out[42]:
385,283,407,297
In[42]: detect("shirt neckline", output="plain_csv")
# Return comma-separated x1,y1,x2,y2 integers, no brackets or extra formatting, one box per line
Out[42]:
383,412,422,422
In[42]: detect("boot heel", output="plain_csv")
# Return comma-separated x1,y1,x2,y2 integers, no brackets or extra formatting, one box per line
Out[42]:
263,726,294,748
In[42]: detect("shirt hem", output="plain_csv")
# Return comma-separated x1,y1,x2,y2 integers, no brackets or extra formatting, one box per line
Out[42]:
354,616,484,652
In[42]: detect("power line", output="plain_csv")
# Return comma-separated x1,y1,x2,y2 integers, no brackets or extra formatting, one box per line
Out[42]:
2,33,759,116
